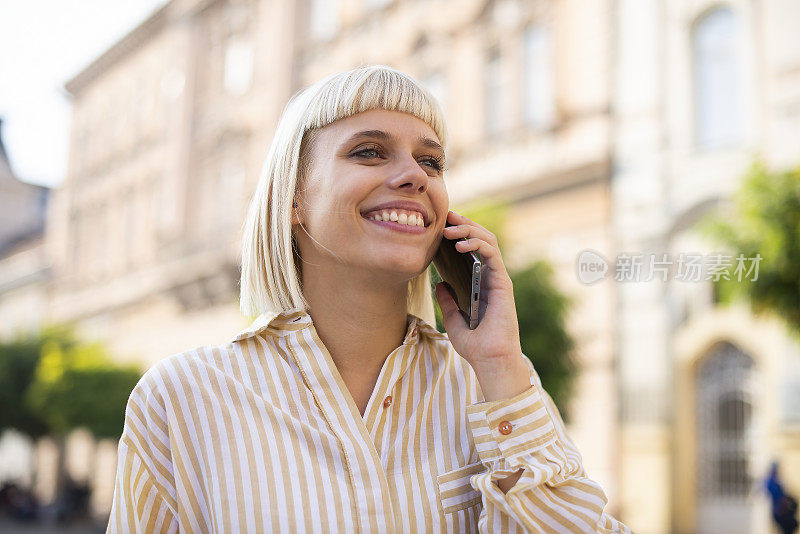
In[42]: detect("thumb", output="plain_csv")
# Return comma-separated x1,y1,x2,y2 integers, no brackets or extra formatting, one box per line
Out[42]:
435,282,468,333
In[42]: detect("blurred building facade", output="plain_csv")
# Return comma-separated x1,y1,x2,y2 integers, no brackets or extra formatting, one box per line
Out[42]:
49,0,293,368
0,119,50,340
1,0,799,531
613,1,800,533
0,119,50,489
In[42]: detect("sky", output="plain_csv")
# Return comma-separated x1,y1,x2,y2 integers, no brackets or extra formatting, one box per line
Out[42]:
0,0,170,188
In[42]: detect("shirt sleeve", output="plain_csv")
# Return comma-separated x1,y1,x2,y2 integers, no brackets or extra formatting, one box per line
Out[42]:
107,370,179,533
107,438,178,533
465,355,632,533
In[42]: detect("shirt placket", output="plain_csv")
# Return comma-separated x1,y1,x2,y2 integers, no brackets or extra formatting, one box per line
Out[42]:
286,322,406,534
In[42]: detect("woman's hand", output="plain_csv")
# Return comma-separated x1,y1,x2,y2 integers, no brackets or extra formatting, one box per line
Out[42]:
434,210,525,370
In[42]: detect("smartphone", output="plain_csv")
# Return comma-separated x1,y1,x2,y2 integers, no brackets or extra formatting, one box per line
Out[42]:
432,221,483,329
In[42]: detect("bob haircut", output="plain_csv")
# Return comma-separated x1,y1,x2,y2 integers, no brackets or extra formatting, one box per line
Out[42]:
239,64,448,327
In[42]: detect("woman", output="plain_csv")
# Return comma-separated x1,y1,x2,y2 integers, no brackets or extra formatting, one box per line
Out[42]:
108,65,631,533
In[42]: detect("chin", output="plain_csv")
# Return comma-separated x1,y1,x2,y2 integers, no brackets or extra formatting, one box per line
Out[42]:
365,257,427,278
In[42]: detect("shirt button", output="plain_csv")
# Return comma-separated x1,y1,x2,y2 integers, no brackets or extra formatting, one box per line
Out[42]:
383,396,392,408
498,421,513,435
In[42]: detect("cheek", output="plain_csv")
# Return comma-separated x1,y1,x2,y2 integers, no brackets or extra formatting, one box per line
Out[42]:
327,173,373,206
430,183,449,218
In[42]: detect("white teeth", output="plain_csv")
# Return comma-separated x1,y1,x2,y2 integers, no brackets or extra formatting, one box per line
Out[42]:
366,209,426,226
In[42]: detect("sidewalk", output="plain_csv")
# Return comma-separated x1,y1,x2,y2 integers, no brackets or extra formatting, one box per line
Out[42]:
0,517,105,533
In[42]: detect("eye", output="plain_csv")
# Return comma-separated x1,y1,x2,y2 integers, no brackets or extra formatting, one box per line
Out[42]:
351,145,446,174
351,145,384,159
422,156,445,172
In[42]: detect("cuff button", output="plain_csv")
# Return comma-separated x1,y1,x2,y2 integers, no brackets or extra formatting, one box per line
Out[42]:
498,421,513,435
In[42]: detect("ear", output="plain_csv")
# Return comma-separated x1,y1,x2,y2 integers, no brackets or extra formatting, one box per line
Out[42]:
291,199,302,225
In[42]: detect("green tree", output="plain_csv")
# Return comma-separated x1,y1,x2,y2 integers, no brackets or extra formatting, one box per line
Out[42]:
429,200,578,421
0,337,48,437
511,261,577,421
696,160,800,336
24,325,141,439
0,323,141,504
0,324,82,438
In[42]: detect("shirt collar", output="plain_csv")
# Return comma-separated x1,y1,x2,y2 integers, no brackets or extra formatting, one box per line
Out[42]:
232,307,447,344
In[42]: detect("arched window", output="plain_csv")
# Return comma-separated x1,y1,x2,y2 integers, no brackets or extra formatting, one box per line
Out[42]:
692,6,744,149
696,342,755,533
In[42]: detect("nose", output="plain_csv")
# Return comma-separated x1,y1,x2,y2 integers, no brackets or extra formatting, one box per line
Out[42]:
388,154,429,194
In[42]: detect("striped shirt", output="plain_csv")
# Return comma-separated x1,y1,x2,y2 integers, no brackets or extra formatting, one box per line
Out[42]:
108,307,631,533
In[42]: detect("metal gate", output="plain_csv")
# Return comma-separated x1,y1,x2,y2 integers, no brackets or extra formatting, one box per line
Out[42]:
696,341,756,534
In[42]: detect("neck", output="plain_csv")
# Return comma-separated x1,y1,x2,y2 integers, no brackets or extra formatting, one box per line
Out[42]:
300,262,412,381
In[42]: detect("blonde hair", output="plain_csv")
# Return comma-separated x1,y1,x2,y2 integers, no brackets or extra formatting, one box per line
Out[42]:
239,64,447,326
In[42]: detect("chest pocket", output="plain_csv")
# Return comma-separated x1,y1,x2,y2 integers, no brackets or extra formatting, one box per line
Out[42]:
436,461,485,514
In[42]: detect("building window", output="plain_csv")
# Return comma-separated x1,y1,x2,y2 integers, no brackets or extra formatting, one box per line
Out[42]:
130,79,151,139
218,159,246,229
484,48,504,137
160,69,185,101
123,189,136,271
95,202,109,280
421,70,447,117
309,0,339,41
692,6,744,149
71,213,83,278
37,189,48,219
523,24,555,129
696,342,754,502
224,37,254,97
364,0,391,9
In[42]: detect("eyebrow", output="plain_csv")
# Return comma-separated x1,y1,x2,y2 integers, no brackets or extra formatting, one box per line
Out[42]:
344,129,445,157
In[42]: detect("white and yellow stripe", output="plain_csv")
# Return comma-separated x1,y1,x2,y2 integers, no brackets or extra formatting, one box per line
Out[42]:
108,307,631,533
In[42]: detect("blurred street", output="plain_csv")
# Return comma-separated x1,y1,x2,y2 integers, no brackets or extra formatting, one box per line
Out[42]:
0,517,104,533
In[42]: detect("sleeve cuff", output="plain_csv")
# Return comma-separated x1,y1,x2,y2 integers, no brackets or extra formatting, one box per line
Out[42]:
465,370,558,466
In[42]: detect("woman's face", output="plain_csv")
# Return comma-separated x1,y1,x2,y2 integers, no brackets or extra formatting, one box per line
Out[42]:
293,108,449,284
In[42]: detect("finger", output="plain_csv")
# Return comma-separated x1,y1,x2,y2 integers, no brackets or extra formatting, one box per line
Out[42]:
445,212,499,247
455,237,508,276
446,211,497,243
443,224,498,248
435,282,469,334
